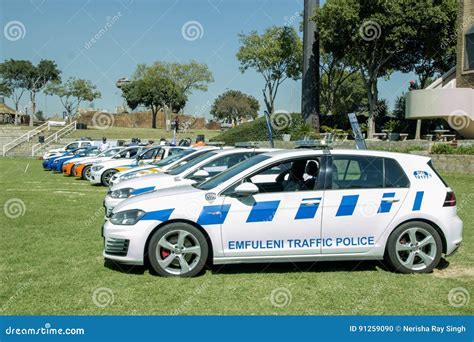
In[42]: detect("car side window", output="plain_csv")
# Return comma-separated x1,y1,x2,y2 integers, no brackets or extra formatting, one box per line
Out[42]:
225,157,322,195
384,158,410,188
67,143,78,150
332,156,384,189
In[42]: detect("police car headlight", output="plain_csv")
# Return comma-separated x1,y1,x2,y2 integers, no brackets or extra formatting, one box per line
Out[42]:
121,173,137,181
109,187,134,199
110,209,145,225
92,165,104,172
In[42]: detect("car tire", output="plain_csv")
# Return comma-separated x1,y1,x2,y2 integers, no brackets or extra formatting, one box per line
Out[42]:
385,221,442,274
70,165,76,177
83,165,92,180
148,223,208,277
101,169,117,186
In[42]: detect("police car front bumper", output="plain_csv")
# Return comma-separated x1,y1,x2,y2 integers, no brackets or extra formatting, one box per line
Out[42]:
104,195,123,218
102,219,157,265
90,170,103,184
109,175,120,186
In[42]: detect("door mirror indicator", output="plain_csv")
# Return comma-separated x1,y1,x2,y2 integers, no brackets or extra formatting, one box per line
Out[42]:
234,182,259,196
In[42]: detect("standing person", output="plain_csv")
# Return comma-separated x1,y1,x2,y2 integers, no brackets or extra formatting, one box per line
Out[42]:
174,116,179,133
99,137,110,152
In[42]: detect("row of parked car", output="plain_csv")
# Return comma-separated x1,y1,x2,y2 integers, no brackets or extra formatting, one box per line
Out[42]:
42,140,463,277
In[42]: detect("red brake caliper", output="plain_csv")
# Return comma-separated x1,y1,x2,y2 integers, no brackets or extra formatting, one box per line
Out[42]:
161,249,171,259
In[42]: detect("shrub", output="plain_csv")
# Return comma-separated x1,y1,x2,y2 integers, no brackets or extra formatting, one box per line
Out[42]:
211,113,310,144
431,143,474,155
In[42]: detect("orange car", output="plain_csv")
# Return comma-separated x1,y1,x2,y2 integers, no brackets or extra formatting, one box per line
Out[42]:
74,163,93,180
62,162,76,176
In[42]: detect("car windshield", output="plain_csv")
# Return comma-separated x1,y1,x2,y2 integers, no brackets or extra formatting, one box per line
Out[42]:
153,149,194,166
98,148,121,157
195,154,270,191
166,151,217,176
85,149,99,156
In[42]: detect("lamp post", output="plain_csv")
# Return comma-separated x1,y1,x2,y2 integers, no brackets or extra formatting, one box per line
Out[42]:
301,0,320,132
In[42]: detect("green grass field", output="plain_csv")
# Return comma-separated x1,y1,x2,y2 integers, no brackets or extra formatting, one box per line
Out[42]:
0,158,472,315
68,127,221,142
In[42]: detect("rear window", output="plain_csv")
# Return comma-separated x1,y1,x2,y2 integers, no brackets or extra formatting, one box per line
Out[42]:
385,158,410,188
331,156,409,189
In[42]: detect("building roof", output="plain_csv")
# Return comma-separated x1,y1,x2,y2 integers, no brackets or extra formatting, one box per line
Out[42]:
0,102,16,115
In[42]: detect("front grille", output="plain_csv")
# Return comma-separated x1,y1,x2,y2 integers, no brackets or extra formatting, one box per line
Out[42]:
104,238,129,256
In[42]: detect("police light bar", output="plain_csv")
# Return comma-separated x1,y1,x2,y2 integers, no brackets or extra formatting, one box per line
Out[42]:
234,142,259,148
295,139,332,150
207,141,225,147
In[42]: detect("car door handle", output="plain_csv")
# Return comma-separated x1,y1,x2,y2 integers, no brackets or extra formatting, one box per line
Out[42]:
382,198,400,203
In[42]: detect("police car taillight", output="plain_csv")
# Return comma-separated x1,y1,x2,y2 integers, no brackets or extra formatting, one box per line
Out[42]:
443,191,456,207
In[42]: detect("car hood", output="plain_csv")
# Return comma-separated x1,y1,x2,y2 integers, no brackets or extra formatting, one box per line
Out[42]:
80,156,110,165
95,158,136,168
110,172,172,191
66,156,91,164
115,164,158,177
113,184,202,214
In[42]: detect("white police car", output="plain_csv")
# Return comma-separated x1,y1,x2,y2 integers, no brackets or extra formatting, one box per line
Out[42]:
90,146,186,186
102,149,463,277
104,148,270,217
108,147,219,187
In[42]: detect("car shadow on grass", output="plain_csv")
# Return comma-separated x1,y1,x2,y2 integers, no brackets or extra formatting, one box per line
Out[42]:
104,258,147,275
209,260,386,275
104,257,450,277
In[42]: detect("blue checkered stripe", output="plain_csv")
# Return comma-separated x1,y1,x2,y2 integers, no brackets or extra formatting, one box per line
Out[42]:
141,192,422,225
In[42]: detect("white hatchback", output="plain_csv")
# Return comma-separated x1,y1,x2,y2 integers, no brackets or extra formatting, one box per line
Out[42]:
102,149,463,277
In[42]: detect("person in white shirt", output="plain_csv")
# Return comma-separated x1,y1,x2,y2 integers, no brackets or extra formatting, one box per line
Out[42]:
99,137,110,152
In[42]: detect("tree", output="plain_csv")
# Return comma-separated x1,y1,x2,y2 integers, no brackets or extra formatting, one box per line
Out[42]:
237,26,303,115
122,75,185,129
0,59,33,124
26,60,61,126
132,60,213,110
401,0,457,139
319,51,367,127
0,82,11,97
35,110,45,122
210,90,260,126
314,0,418,138
46,78,101,118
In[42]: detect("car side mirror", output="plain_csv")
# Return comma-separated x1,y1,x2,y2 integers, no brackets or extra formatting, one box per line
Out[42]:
234,182,259,196
192,169,210,180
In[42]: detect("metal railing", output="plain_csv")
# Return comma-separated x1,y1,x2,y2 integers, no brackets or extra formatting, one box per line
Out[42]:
31,121,77,157
2,121,51,156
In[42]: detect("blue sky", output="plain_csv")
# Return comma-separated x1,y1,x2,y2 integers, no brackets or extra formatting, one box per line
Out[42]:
0,0,414,118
